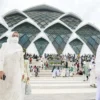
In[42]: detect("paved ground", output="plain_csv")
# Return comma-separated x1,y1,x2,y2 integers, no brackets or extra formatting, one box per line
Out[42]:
25,72,96,100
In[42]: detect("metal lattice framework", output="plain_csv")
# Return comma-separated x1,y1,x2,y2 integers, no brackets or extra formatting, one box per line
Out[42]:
24,5,64,28
69,38,83,54
45,23,72,54
12,22,40,48
4,11,27,27
0,37,8,48
60,14,82,29
0,24,8,36
76,24,100,55
34,38,49,56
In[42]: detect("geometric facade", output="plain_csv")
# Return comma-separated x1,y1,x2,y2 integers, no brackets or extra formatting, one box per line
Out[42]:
24,5,64,28
60,14,82,30
0,5,100,55
34,38,49,56
4,11,27,27
12,22,40,48
45,23,72,54
0,36,8,48
0,24,8,36
76,24,100,55
19,34,31,49
69,38,83,54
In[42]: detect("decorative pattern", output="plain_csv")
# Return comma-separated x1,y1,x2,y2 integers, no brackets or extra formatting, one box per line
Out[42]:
69,38,83,54
12,22,40,48
76,24,100,55
0,37,8,48
4,11,27,27
60,14,82,29
34,38,49,56
0,5,100,55
0,24,8,36
19,34,31,49
24,5,64,28
45,23,72,54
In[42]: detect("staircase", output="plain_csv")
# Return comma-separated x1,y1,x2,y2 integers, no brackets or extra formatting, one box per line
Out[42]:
38,69,52,77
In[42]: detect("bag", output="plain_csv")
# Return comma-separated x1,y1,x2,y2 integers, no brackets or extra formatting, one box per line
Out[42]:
25,83,31,95
0,74,6,80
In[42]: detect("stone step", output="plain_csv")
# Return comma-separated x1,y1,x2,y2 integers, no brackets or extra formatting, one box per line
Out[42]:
28,77,96,95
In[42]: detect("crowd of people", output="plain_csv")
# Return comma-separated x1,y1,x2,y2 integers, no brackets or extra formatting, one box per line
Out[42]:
50,54,96,87
0,31,100,100
25,52,96,89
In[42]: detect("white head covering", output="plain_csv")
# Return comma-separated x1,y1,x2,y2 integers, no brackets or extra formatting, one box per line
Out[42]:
83,61,86,65
5,31,22,54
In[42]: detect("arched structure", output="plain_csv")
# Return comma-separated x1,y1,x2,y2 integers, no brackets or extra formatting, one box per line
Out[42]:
76,24,100,55
0,5,100,55
69,38,83,54
60,14,82,30
12,22,40,48
0,24,8,36
24,5,64,28
4,11,27,27
34,37,49,56
45,23,72,54
0,36,8,48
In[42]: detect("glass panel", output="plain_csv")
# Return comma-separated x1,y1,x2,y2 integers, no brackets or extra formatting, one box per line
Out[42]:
45,23,72,54
23,40,31,49
76,24,100,54
19,34,29,45
4,12,27,27
24,11,63,28
70,39,83,54
34,38,49,56
0,24,8,35
60,14,82,29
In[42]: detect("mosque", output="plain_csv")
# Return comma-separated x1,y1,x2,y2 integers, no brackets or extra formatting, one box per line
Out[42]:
0,4,99,56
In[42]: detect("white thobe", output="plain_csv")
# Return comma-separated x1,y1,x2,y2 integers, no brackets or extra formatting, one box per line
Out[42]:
22,59,30,95
0,43,24,100
95,45,100,100
89,62,96,85
52,69,57,77
57,69,60,76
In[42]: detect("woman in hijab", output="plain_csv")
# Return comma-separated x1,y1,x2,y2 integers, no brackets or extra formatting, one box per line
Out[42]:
0,31,24,100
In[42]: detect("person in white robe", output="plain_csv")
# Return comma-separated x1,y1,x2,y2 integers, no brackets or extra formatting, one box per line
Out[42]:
95,45,100,100
83,61,89,81
56,67,60,77
0,32,24,100
52,66,57,78
61,68,66,77
22,54,30,95
89,58,96,87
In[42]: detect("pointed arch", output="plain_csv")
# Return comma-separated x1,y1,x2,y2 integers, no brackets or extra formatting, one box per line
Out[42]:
34,37,49,56
76,24,100,55
45,23,72,54
69,38,83,54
